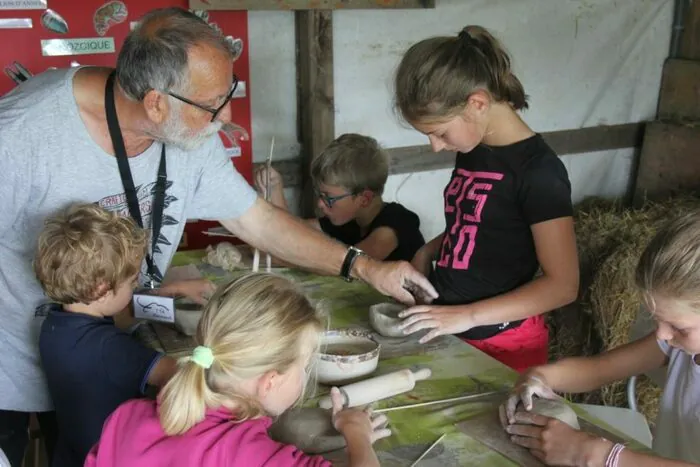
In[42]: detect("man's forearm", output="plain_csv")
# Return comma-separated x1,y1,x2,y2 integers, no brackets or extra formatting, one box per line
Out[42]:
269,188,289,211
221,198,368,280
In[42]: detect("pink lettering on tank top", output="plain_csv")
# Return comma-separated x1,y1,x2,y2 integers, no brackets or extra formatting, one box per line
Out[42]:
437,169,503,270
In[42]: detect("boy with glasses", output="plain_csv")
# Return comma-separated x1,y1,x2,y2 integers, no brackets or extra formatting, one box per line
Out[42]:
256,134,425,262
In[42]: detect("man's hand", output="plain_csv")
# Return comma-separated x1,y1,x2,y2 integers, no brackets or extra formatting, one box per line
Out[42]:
159,279,215,305
254,166,283,195
357,258,438,306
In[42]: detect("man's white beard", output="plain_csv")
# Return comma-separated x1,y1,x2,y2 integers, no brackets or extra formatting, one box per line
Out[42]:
158,105,223,151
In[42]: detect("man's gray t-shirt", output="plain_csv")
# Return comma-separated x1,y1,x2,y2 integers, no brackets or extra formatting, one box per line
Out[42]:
0,68,257,411
654,339,700,462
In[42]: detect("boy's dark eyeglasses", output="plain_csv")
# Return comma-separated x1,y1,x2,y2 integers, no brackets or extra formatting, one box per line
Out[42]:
167,75,238,122
317,191,354,208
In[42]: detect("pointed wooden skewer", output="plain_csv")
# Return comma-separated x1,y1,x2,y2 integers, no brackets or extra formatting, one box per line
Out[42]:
409,433,446,466
374,389,505,414
265,137,274,272
253,137,275,273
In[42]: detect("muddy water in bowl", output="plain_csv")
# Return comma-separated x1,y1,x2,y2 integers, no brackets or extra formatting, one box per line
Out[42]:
369,303,406,337
316,329,380,385
322,342,376,356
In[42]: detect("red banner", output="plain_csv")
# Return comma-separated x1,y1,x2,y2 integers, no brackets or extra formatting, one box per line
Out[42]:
0,1,252,249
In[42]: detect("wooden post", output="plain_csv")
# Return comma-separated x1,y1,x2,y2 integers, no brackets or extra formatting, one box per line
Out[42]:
296,10,335,217
680,0,700,60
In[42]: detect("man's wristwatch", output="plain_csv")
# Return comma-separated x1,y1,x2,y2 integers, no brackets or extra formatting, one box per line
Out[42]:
340,246,365,282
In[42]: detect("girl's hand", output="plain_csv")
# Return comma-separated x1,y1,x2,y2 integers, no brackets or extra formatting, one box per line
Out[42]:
398,305,475,343
505,410,612,466
501,371,557,424
330,388,391,444
167,279,216,305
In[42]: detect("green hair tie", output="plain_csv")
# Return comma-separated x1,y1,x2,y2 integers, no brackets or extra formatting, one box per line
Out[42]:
191,346,214,369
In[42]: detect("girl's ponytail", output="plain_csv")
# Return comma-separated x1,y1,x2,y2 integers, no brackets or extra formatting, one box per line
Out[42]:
395,25,528,123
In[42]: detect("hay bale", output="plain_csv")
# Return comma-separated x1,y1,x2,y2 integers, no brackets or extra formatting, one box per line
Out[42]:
548,303,599,363
636,375,662,425
573,197,626,284
549,198,625,366
589,226,655,352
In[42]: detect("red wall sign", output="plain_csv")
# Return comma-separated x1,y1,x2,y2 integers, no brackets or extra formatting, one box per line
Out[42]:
0,0,252,250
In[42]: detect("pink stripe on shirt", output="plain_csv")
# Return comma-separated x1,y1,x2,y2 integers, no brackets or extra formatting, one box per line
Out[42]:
85,399,332,467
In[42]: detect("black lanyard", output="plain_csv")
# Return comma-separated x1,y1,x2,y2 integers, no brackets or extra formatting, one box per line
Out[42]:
104,71,166,288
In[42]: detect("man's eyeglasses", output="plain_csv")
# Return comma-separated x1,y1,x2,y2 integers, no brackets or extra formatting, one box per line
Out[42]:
317,191,354,208
167,75,238,122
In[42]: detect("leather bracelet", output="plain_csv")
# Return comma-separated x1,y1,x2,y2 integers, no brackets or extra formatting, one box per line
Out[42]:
340,246,364,282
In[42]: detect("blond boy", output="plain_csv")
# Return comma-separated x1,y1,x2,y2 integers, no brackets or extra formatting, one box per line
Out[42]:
34,203,177,467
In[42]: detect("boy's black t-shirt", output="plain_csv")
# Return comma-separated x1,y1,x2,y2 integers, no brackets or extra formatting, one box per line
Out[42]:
39,304,161,467
319,202,425,262
430,134,573,340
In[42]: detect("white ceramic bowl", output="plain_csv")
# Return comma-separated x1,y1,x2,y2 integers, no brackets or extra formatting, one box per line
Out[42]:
369,303,406,337
315,329,380,385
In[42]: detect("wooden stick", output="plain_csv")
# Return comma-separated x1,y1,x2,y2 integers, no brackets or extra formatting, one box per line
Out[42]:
252,248,260,272
375,390,505,414
409,433,446,467
264,137,275,272
252,137,275,274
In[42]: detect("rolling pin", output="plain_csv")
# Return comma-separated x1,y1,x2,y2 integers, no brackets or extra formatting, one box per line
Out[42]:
318,368,432,410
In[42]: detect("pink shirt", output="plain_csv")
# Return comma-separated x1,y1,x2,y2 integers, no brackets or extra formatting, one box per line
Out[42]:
85,399,332,467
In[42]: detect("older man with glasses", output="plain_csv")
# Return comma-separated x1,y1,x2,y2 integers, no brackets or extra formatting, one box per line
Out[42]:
0,7,436,467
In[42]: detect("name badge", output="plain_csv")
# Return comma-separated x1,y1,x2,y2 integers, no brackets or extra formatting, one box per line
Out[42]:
133,294,175,323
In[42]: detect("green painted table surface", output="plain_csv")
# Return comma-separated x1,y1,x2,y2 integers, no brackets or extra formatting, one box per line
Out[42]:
135,250,641,466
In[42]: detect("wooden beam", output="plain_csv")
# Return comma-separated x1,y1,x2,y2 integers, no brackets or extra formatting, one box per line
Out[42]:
296,10,335,216
256,123,647,188
189,0,435,10
389,122,646,175
542,122,645,155
680,0,700,60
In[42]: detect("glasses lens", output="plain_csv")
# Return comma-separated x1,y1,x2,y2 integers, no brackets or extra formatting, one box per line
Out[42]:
210,79,238,122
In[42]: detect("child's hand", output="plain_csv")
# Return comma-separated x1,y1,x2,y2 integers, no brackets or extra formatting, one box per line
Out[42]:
398,304,474,343
254,166,283,195
505,410,609,466
330,387,391,444
501,371,557,425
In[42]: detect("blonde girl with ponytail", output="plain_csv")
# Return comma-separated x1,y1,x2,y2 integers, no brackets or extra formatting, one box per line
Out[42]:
396,26,579,372
86,273,390,467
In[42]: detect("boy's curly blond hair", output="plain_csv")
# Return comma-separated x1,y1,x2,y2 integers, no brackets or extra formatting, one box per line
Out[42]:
34,203,147,304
